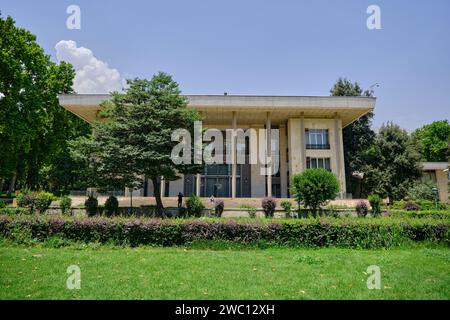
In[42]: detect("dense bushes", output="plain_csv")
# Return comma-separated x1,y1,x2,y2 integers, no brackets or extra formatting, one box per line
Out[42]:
390,210,450,219
17,190,55,214
280,201,292,218
392,199,446,211
186,194,204,217
0,215,448,249
104,196,119,216
34,192,55,214
291,169,340,214
59,196,72,215
84,195,98,217
261,197,276,218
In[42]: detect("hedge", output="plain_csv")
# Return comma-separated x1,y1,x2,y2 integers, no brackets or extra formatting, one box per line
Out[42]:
390,210,450,219
0,215,448,249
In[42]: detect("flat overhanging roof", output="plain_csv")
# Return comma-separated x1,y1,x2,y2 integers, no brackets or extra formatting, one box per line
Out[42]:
58,94,376,127
420,162,450,171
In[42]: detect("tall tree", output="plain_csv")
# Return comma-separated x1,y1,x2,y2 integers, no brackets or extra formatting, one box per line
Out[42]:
412,120,450,162
330,78,376,197
363,122,422,202
70,73,203,216
0,14,75,192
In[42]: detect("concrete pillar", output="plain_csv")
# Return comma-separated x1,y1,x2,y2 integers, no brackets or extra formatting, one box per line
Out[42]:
334,114,346,197
231,111,237,198
287,115,306,176
279,125,288,197
250,125,266,197
195,173,201,196
266,112,272,197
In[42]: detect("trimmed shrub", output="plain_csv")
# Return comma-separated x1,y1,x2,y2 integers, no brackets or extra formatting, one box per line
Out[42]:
0,207,30,215
16,189,36,212
291,169,340,215
104,196,119,217
34,192,55,214
407,179,438,201
214,199,224,217
356,200,369,217
368,194,381,216
186,194,204,217
262,197,277,218
390,210,450,219
84,195,98,217
280,201,292,218
0,200,5,208
59,196,72,215
0,215,448,249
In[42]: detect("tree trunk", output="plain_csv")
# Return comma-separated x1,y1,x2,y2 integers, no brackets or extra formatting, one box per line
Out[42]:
8,171,17,195
152,177,166,218
0,178,4,193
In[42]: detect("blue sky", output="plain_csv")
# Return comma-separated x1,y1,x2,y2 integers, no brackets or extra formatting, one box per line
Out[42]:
1,0,449,130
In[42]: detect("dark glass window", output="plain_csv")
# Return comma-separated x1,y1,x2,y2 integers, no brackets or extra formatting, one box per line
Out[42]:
305,129,330,149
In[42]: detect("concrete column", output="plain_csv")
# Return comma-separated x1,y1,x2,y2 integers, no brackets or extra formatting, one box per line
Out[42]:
231,111,237,198
299,114,306,170
334,114,346,197
195,173,201,196
287,115,306,176
279,125,288,197
250,125,266,197
266,112,272,197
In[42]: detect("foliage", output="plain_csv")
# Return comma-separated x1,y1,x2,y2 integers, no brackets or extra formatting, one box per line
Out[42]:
392,199,444,211
59,196,72,215
330,78,375,197
0,215,448,249
406,179,438,201
261,197,277,218
413,120,450,162
355,200,369,217
84,195,98,217
239,204,257,218
16,189,36,211
34,192,55,214
69,73,203,217
280,201,292,218
291,169,340,214
104,196,119,217
0,14,76,190
368,194,381,217
404,201,421,211
362,122,422,201
186,194,204,217
0,200,5,209
390,210,450,219
214,199,224,217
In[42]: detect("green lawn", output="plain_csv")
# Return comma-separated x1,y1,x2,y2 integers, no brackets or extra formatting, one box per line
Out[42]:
0,242,449,299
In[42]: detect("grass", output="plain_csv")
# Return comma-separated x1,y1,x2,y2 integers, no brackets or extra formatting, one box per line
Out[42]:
0,241,449,300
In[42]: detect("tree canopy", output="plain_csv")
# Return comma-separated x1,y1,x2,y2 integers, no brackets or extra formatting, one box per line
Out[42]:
0,14,85,193
70,73,203,216
413,120,450,162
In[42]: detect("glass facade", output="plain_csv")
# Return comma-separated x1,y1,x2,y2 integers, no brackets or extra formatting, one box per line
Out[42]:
305,129,330,149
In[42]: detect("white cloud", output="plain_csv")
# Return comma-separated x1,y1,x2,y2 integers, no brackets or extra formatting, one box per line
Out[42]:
55,40,123,93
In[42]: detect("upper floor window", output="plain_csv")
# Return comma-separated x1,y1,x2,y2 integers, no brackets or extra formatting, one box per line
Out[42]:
306,157,331,171
305,129,330,149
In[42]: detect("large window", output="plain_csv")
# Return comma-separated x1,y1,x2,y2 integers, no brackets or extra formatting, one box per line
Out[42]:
306,157,331,171
305,129,330,149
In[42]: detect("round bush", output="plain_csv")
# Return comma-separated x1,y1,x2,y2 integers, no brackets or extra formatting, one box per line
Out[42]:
356,200,369,217
368,194,381,216
290,169,340,214
34,192,55,214
186,194,205,217
104,196,119,216
262,197,277,218
85,195,98,217
59,196,72,215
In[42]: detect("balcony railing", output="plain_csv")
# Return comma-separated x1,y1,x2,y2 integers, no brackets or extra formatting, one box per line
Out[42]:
306,143,330,150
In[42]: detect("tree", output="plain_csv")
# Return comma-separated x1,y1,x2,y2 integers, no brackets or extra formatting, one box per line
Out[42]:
330,78,376,198
363,122,422,202
0,14,76,192
290,168,340,215
70,73,203,216
413,120,450,162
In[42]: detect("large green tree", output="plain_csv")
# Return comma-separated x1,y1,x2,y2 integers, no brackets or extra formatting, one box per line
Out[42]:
363,122,422,202
70,73,203,216
412,120,450,162
330,78,376,197
0,14,76,192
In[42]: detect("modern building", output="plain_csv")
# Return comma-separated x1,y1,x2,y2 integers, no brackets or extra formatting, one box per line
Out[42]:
59,94,376,199
420,162,450,203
